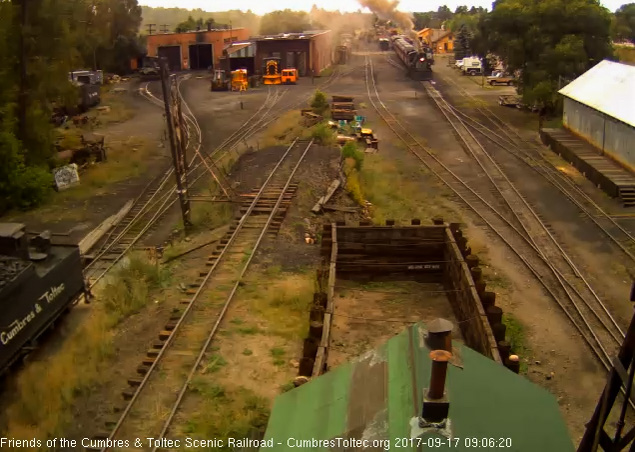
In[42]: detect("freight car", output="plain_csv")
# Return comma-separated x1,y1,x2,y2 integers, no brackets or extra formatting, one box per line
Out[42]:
0,223,87,375
391,35,434,81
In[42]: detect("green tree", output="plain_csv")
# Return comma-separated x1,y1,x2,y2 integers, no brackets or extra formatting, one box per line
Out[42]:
259,9,311,34
485,0,613,110
613,3,635,42
453,24,473,61
310,90,328,115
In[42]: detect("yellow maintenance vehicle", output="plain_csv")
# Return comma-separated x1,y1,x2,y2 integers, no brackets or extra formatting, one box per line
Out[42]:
231,69,248,91
262,57,282,85
281,68,298,84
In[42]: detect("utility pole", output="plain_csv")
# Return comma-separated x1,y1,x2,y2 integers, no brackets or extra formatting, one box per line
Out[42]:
159,58,192,233
17,0,28,145
147,23,156,35
160,24,169,33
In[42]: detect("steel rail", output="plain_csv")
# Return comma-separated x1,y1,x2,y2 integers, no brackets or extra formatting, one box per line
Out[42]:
449,99,635,264
439,73,635,253
426,82,628,341
151,140,314,447
425,82,625,346
87,65,352,287
85,81,276,285
364,56,620,371
100,138,308,451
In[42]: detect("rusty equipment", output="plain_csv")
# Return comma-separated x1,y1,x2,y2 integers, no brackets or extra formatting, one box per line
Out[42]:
578,288,635,452
211,69,230,91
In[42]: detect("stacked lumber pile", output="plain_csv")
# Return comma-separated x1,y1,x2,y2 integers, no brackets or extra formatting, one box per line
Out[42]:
331,95,356,120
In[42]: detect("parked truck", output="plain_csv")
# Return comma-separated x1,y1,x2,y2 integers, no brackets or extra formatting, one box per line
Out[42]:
461,57,483,75
487,72,517,86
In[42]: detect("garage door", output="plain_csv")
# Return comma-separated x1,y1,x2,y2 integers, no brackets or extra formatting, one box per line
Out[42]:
158,46,181,71
189,44,213,70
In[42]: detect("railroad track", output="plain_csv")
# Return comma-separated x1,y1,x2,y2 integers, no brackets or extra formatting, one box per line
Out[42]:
88,138,313,451
84,66,354,288
365,55,626,378
435,73,635,264
83,82,283,287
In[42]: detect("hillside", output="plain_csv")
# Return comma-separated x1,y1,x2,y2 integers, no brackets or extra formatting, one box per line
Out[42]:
140,6,260,35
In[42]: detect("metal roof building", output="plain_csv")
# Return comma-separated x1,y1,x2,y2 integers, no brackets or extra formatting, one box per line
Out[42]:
261,322,574,451
558,60,635,172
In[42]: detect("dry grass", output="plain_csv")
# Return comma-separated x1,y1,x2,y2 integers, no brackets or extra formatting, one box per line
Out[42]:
614,45,635,65
239,271,314,340
2,254,169,444
92,88,135,125
360,153,457,224
258,110,309,148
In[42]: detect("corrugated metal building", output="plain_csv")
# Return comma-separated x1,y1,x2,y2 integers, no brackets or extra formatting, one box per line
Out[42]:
262,322,574,451
559,60,635,172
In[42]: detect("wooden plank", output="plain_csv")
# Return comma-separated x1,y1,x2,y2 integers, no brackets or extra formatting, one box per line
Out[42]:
79,199,134,255
326,223,338,314
313,223,337,378
320,313,332,348
311,179,341,214
321,205,358,213
312,347,326,377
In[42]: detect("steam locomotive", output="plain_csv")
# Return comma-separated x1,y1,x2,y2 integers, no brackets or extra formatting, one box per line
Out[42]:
391,35,434,81
0,223,86,375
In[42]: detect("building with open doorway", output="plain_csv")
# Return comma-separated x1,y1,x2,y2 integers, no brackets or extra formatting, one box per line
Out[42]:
252,30,332,77
146,27,249,71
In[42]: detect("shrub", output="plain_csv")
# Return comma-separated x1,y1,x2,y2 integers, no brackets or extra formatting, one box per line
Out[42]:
341,141,364,171
0,131,53,213
310,90,328,115
101,254,170,324
311,122,335,146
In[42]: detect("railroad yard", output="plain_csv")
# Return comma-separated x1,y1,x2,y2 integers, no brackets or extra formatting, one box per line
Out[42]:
1,28,634,452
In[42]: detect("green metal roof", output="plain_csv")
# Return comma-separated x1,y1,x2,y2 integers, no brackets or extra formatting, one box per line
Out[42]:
262,323,574,451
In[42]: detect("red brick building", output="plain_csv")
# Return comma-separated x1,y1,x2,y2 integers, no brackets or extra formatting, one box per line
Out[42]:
253,30,332,77
146,28,250,71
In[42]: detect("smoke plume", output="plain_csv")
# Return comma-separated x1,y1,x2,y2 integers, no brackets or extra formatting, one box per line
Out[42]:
357,0,417,39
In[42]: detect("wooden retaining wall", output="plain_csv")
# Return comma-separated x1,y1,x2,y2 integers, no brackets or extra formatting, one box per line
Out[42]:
444,225,500,361
298,219,525,381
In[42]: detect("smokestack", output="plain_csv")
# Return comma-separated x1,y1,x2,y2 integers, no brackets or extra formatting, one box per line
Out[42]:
420,350,451,425
426,318,453,352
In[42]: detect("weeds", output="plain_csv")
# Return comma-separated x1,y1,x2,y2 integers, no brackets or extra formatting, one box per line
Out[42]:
206,354,227,373
191,200,233,231
250,274,314,339
270,347,285,357
101,253,171,325
341,141,364,170
359,153,457,224
279,382,295,393
237,326,261,335
183,385,269,448
242,349,253,356
311,122,335,145
3,253,167,442
502,314,530,373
